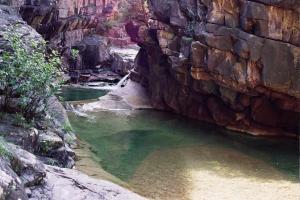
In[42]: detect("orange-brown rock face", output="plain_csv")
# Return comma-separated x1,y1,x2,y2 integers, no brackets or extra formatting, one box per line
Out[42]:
19,0,144,73
20,0,119,44
20,0,145,46
129,0,300,137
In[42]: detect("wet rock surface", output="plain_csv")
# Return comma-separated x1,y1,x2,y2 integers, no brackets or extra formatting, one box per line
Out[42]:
81,80,152,111
128,0,300,137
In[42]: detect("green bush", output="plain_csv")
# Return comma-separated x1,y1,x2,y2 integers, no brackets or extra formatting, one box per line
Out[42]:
12,113,33,128
71,48,79,60
62,121,73,133
0,137,11,158
0,30,61,121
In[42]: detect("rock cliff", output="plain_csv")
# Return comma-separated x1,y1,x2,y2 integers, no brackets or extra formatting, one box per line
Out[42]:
20,0,144,45
20,0,119,43
129,0,300,137
20,0,144,74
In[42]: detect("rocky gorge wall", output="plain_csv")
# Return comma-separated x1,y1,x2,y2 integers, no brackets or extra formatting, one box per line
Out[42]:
129,0,300,137
20,0,118,43
20,0,144,45
19,0,144,80
18,0,119,72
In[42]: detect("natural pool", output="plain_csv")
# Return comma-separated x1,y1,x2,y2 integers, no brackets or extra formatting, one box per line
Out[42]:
66,88,299,200
59,86,108,101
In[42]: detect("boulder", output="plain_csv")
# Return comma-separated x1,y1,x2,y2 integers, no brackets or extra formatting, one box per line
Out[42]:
110,53,133,76
8,144,46,187
0,158,28,200
37,131,64,154
0,145,145,200
73,35,111,70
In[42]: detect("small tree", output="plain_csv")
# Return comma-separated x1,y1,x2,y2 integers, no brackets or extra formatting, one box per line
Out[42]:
71,48,79,60
0,31,61,121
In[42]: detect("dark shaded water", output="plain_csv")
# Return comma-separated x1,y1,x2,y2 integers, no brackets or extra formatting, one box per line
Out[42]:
59,87,107,101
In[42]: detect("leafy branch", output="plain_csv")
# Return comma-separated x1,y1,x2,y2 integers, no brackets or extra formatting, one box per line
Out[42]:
0,30,62,121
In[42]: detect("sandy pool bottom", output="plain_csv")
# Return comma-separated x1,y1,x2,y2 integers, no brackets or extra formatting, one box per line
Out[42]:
128,146,299,200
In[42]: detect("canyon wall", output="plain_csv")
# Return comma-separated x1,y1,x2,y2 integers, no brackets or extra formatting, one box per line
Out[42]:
129,0,300,137
20,0,145,48
19,0,119,71
20,0,144,74
20,0,118,43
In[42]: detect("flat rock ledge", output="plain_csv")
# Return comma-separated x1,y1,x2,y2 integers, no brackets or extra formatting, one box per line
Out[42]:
81,80,152,111
30,166,145,200
0,144,145,200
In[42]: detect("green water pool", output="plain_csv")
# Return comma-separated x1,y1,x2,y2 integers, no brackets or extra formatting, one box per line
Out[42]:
69,110,298,182
66,88,299,199
59,87,108,101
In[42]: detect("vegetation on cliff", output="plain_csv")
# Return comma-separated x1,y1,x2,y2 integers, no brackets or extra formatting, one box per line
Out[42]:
0,136,10,158
0,30,61,120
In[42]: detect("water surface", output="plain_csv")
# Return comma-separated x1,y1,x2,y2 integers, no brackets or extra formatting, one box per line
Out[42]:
69,109,299,200
59,87,107,101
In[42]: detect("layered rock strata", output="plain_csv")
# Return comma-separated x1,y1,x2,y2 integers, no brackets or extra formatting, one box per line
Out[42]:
129,0,300,137
20,0,118,42
20,0,143,73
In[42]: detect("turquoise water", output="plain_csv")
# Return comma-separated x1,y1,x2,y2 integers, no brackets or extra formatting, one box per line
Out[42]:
66,87,299,199
58,87,107,101
69,110,299,182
